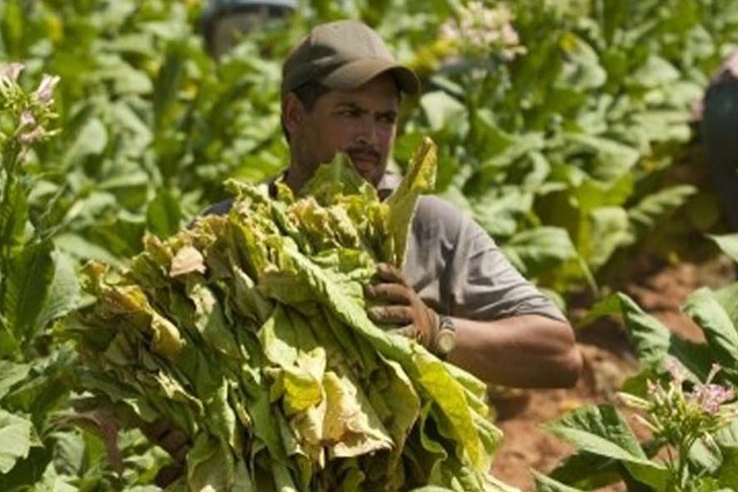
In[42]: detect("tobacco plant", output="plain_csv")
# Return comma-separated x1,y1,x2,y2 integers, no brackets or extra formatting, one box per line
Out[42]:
539,235,738,491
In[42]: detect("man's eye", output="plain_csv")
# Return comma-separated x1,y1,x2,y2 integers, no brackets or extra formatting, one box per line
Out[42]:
379,114,397,124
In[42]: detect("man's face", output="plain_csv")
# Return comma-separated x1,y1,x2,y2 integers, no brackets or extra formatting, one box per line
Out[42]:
285,73,400,189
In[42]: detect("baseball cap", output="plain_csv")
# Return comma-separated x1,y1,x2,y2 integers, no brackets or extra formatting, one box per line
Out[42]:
281,19,420,97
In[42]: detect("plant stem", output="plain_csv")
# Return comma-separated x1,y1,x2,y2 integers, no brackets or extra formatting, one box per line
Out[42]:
0,137,22,307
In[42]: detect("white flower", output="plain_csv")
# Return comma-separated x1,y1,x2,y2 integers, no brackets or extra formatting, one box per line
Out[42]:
439,3,525,60
1,62,24,83
34,74,61,104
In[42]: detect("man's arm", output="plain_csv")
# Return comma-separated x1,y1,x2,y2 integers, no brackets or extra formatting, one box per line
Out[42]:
447,314,582,388
366,263,582,388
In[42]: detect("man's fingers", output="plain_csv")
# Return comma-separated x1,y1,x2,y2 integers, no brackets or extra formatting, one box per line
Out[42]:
389,325,432,349
374,262,407,285
388,325,417,339
367,305,414,325
364,282,412,304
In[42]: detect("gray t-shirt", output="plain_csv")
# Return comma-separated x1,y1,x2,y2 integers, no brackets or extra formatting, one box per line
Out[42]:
378,174,566,322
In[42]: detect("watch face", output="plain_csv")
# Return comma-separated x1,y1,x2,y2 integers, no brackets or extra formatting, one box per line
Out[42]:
436,329,456,355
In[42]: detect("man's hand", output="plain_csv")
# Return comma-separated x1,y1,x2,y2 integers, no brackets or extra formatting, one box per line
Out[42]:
365,262,441,351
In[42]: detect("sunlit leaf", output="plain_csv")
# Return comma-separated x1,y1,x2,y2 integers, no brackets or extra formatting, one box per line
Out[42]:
0,409,34,474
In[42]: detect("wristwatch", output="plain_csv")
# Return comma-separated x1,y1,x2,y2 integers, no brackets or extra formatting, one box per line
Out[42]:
434,315,456,357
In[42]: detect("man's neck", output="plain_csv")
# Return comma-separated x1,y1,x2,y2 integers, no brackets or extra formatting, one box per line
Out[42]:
282,167,305,194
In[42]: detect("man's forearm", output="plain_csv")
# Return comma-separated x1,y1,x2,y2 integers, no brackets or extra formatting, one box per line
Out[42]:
446,314,582,389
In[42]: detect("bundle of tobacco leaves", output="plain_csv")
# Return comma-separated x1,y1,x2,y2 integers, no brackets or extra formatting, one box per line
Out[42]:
66,138,514,491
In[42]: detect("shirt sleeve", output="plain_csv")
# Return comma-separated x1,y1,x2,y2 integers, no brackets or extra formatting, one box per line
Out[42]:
405,196,567,322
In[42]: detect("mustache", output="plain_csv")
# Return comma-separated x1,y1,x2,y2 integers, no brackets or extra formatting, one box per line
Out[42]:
346,146,381,161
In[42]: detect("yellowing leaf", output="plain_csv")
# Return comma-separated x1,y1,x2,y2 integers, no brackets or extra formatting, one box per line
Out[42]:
150,311,183,359
323,371,393,459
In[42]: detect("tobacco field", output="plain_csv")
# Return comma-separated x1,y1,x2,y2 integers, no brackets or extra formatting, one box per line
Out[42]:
2,0,738,491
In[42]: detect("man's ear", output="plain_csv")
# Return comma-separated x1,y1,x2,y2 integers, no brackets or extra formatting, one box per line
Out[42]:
282,93,304,136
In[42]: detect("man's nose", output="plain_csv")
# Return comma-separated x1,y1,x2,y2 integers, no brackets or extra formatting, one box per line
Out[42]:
355,117,378,145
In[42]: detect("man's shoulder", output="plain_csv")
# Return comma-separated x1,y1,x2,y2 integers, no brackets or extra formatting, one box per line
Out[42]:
415,194,468,224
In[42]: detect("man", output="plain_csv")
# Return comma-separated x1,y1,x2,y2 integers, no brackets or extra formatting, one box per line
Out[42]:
199,0,297,58
697,48,738,234
147,20,583,483
206,19,582,389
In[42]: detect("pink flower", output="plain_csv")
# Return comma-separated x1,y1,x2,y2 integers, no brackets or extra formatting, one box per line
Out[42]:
18,125,46,145
1,62,24,83
687,364,735,415
19,110,35,128
691,384,735,415
34,74,60,104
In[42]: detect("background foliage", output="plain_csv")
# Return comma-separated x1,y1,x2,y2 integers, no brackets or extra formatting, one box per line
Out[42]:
1,0,738,489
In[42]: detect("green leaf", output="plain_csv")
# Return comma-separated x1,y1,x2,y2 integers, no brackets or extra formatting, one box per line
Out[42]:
585,207,633,269
384,137,437,266
0,445,52,491
407,487,454,492
467,186,533,238
502,226,577,276
0,409,35,474
0,168,28,256
186,433,235,492
556,33,607,91
545,404,668,490
301,152,373,203
629,185,697,237
36,250,81,331
547,450,623,490
533,471,588,492
468,110,519,162
581,292,670,368
682,287,738,374
146,188,183,239
669,336,719,382
709,233,738,265
4,240,55,345
419,91,467,132
0,361,31,401
153,43,186,130
60,117,108,169
716,446,738,488
562,133,640,183
0,0,24,58
713,284,738,332
631,55,681,88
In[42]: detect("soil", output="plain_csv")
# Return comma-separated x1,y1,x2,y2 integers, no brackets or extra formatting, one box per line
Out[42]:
487,250,737,491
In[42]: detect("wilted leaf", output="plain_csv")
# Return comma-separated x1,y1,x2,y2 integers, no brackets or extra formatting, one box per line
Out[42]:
170,245,206,277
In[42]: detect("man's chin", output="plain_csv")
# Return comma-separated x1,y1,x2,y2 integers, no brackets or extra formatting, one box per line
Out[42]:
350,161,382,186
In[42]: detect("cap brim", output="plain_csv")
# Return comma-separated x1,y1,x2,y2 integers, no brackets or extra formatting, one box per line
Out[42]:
321,58,420,96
